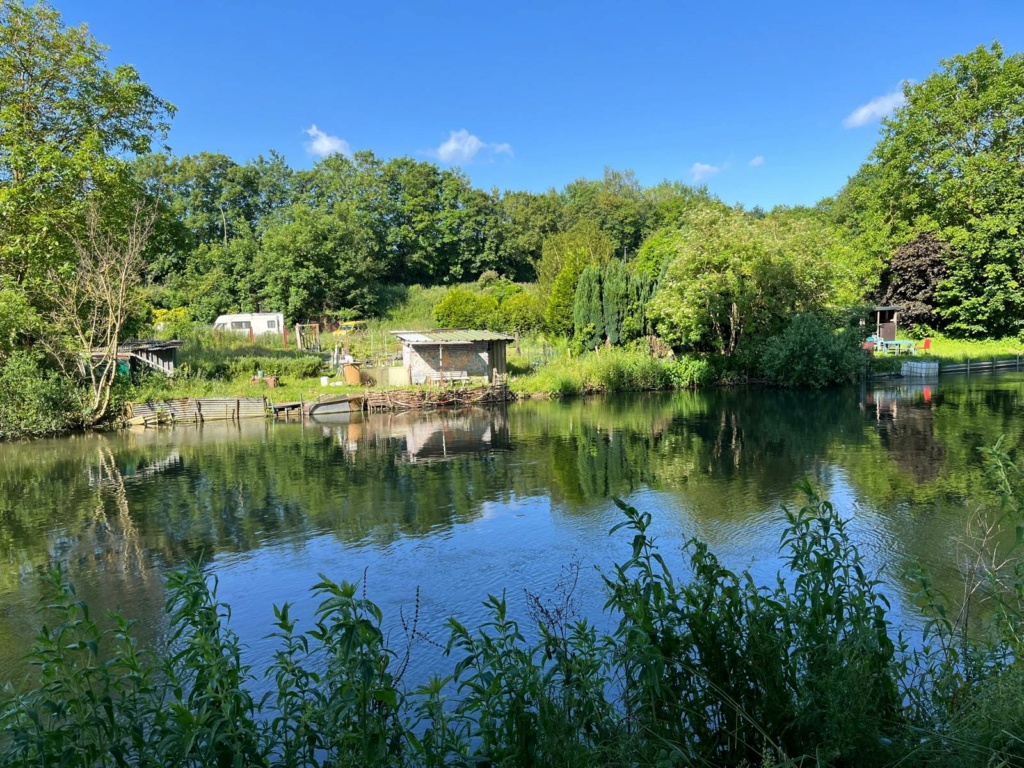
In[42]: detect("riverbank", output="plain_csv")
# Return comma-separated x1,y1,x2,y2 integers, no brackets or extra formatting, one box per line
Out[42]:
5,333,1024,439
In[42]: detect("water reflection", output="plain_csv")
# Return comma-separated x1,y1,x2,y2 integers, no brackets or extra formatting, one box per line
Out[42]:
3,376,1024,683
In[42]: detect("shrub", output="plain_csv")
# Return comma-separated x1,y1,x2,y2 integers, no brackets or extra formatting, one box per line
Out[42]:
432,288,500,329
498,291,544,333
664,355,714,388
0,353,82,438
223,354,324,379
760,312,863,388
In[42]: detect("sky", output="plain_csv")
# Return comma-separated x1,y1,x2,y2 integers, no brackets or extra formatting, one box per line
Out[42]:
57,0,1024,210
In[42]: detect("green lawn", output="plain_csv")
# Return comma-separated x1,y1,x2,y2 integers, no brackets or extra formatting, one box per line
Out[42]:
917,336,1024,363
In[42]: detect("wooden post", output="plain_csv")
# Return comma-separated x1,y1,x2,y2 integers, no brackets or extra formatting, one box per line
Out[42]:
283,325,288,349
249,327,255,345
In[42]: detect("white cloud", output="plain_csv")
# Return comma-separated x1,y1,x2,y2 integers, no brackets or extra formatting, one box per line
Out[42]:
749,155,765,168
304,124,351,157
435,129,512,164
690,162,721,183
842,90,905,128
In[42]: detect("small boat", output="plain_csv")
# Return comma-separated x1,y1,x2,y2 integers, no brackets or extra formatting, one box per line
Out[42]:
307,395,363,418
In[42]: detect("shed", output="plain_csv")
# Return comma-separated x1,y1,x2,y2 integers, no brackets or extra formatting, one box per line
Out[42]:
91,340,184,377
869,306,904,342
390,330,513,384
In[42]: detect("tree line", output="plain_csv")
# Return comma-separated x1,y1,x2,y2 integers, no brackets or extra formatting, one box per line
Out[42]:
2,0,1024,431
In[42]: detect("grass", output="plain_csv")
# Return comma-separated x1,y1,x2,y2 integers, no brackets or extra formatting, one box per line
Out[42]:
923,336,1024,363
510,345,712,397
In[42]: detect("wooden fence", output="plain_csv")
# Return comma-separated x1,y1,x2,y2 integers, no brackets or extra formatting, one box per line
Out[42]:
127,397,268,426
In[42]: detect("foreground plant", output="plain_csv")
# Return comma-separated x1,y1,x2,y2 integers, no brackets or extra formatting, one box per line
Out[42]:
5,457,1024,767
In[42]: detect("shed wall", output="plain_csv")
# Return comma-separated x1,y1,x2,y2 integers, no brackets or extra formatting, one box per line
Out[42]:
404,342,490,382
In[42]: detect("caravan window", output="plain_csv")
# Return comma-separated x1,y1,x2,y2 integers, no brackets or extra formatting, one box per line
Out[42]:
231,321,251,330
267,319,278,329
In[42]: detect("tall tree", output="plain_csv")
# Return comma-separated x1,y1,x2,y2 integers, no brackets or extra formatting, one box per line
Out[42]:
540,221,615,336
876,232,951,330
572,264,604,349
0,0,173,293
871,43,1024,337
649,208,832,356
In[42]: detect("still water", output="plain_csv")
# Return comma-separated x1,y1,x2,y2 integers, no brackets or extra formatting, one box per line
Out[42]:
1,376,1022,686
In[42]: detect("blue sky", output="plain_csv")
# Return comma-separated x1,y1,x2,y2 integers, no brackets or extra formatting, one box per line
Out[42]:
59,0,1024,209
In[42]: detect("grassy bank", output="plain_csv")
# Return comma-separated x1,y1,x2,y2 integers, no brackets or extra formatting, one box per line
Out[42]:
5,445,1024,767
925,335,1024,363
509,346,713,397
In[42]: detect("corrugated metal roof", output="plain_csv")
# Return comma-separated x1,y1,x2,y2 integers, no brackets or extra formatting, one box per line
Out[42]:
390,329,514,344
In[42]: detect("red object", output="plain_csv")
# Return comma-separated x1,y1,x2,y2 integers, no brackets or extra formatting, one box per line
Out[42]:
918,338,932,353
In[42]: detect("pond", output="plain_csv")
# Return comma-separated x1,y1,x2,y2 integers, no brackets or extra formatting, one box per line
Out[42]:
1,374,1022,688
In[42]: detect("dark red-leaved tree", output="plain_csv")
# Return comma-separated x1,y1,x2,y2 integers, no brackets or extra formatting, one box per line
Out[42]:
877,232,950,330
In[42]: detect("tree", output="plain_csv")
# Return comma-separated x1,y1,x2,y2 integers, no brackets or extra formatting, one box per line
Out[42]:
877,232,950,330
539,221,615,336
0,0,173,293
572,265,604,349
257,202,382,323
497,291,544,333
871,43,1024,337
649,208,832,356
601,259,629,345
47,200,157,423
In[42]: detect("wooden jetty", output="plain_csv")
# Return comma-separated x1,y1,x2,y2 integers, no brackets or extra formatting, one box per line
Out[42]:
269,395,364,420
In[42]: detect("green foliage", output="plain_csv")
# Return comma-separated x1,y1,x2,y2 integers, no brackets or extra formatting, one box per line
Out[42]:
649,207,839,357
539,222,615,337
572,264,604,349
663,355,714,388
601,259,629,345
497,291,544,333
258,202,383,323
431,287,500,329
604,492,903,766
0,352,81,438
0,0,174,293
511,347,672,397
759,312,864,388
0,280,40,360
869,43,1024,337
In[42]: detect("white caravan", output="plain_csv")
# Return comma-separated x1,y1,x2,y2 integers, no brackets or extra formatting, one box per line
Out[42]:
213,312,285,336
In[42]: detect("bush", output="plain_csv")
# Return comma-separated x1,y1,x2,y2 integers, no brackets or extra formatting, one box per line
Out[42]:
498,291,544,333
432,287,499,329
760,312,863,388
223,354,324,379
0,353,82,439
664,355,714,388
